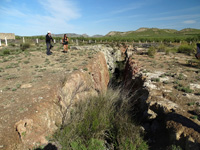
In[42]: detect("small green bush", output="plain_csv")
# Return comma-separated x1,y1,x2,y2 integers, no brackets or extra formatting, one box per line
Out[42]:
20,43,31,51
24,60,30,64
187,102,195,106
70,138,105,150
151,78,160,82
157,44,166,52
163,81,169,84
167,144,182,150
148,46,157,57
190,115,198,120
83,68,88,71
53,89,148,150
174,83,193,93
9,43,16,47
3,49,11,55
167,47,178,54
12,88,17,91
177,45,194,55
5,63,19,69
16,84,21,89
165,49,170,55
177,73,185,80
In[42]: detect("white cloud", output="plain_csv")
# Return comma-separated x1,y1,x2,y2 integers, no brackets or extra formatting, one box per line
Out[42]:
38,0,80,20
183,20,196,24
0,6,26,17
111,2,144,14
0,0,81,35
149,14,200,21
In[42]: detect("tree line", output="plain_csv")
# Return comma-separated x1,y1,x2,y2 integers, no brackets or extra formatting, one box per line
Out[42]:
15,34,200,43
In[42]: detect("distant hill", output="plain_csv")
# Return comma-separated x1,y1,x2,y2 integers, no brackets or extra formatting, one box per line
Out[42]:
92,34,104,38
50,33,103,38
106,28,200,38
52,33,89,38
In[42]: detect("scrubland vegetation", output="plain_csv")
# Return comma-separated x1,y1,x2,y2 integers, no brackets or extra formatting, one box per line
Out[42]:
52,88,148,150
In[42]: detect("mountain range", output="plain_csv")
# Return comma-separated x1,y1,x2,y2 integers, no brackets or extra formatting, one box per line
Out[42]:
31,28,200,38
51,33,104,38
105,28,200,38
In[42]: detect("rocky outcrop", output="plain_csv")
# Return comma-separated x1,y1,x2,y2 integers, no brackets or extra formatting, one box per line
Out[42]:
70,44,122,73
123,56,200,150
58,52,109,125
13,52,109,149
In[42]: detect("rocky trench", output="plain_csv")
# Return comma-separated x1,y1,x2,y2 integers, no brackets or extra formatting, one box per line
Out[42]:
78,44,200,150
122,56,200,150
13,44,200,150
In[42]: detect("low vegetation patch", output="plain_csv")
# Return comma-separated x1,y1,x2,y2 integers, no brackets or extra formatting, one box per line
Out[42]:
148,46,157,57
157,44,166,52
20,43,31,51
174,82,193,93
53,89,148,150
177,44,194,55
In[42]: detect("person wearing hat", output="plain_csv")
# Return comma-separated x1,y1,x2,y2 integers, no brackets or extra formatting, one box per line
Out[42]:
45,31,53,55
195,43,200,59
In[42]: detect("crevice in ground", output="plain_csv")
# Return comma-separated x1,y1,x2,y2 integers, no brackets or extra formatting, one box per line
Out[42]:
109,55,200,150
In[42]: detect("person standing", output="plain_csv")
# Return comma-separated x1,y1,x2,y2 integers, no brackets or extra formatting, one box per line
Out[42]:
195,43,200,59
62,34,69,53
45,31,53,55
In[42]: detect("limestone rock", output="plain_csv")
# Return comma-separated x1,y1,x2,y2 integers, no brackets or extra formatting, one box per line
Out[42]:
147,109,157,119
21,84,32,89
59,52,109,125
15,119,33,139
149,98,179,114
70,45,121,73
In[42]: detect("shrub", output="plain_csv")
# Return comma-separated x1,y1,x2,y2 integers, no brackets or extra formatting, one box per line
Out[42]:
190,115,198,120
177,45,194,55
9,43,16,47
83,68,88,71
177,73,185,80
167,145,182,150
174,83,193,93
20,43,31,51
53,88,148,150
148,46,157,57
169,47,178,54
187,102,195,106
163,81,169,84
70,138,105,150
151,78,160,82
2,49,11,55
165,49,170,55
157,44,166,52
24,60,30,64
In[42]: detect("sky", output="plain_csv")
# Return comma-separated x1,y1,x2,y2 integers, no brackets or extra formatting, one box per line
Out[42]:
0,0,200,36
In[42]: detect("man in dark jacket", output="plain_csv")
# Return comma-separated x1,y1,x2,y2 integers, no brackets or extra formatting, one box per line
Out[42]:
45,31,53,55
195,43,200,59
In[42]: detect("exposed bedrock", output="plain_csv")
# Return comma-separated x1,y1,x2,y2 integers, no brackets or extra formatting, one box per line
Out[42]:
123,55,200,150
13,52,109,150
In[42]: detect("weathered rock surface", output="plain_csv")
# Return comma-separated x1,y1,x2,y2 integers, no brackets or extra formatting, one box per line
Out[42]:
58,52,109,125
123,55,200,150
70,44,122,73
